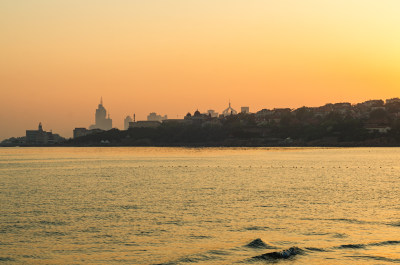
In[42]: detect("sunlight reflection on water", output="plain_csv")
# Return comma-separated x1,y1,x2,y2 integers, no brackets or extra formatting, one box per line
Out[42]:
0,147,400,264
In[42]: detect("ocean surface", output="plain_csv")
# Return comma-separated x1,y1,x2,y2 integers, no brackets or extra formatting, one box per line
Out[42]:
0,147,400,264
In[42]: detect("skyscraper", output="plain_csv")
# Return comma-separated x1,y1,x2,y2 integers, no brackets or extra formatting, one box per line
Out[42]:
89,97,112,130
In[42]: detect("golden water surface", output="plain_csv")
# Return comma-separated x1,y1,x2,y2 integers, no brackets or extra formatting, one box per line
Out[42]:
0,147,400,264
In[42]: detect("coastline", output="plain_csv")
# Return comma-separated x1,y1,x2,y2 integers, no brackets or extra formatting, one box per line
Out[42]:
2,142,400,148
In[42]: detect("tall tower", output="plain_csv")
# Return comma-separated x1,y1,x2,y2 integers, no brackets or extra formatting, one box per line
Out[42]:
90,97,112,130
95,98,107,127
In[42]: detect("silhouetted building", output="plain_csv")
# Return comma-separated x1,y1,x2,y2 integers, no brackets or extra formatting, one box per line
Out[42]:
360,100,384,108
147,112,167,122
207,110,218,118
73,128,87,138
0,136,26,146
241,107,250,114
89,97,112,130
313,105,333,117
184,110,209,122
129,121,161,128
273,108,292,114
386,98,400,104
26,123,64,145
73,128,104,139
222,101,237,116
255,109,274,123
332,102,352,114
124,115,133,130
162,119,190,124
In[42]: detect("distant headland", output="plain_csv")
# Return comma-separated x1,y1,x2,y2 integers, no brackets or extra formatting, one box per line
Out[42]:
2,98,400,147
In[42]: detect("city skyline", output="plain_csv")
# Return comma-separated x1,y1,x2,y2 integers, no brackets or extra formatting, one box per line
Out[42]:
2,96,399,142
2,2,400,264
2,1,400,140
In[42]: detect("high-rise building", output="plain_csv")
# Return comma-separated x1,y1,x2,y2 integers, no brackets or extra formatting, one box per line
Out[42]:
89,97,112,130
124,115,133,130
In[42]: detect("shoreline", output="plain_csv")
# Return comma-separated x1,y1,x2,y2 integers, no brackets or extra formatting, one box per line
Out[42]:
2,143,400,148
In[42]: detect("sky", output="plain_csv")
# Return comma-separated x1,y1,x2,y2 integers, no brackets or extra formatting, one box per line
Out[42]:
1,0,400,140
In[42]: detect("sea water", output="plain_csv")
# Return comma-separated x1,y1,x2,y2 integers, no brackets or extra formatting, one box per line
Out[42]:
0,147,399,264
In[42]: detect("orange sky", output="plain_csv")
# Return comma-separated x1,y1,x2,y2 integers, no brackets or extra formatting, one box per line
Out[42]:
1,1,400,140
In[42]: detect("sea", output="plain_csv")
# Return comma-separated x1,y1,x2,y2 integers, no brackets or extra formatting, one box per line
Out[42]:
0,147,399,264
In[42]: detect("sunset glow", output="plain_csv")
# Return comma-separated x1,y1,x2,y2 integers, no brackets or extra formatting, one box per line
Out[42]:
1,0,400,139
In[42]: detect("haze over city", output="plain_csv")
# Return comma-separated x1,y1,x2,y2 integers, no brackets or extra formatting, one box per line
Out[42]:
3,2,400,264
1,0,400,140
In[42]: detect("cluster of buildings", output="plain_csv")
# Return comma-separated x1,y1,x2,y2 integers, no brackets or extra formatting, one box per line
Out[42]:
254,98,400,133
3,122,65,146
25,122,64,145
125,101,251,130
72,99,251,137
64,97,400,139
73,98,113,138
1,96,397,146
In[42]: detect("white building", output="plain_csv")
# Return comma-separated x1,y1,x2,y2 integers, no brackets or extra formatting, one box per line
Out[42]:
365,125,391,133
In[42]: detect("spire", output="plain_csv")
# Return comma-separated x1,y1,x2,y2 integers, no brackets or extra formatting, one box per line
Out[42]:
229,99,231,108
100,96,103,105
